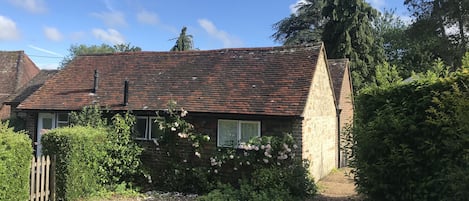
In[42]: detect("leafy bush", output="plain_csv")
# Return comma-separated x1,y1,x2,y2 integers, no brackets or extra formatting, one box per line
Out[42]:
69,105,144,187
208,134,298,181
198,163,316,201
0,121,32,201
150,101,211,193
42,126,108,201
69,104,107,128
102,113,143,186
353,70,469,201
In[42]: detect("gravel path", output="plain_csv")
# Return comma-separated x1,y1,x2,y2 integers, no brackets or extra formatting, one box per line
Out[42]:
310,168,362,201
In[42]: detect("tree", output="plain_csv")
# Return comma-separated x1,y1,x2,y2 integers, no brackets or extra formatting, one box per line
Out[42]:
59,43,141,69
404,0,469,69
113,43,142,52
271,0,326,45
373,62,402,88
170,27,194,51
322,0,385,90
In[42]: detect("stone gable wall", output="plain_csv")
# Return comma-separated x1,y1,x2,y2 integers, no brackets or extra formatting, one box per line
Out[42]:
301,50,338,181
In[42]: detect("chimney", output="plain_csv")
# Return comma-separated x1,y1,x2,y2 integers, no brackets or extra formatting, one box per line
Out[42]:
123,80,129,106
92,70,99,93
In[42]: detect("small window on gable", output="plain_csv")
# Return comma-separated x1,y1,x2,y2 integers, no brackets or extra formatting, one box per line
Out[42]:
217,119,260,147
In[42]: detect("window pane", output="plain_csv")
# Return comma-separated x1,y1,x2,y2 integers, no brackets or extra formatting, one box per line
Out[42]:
218,120,238,147
43,118,53,129
240,122,259,143
150,118,164,139
57,113,68,122
135,118,147,139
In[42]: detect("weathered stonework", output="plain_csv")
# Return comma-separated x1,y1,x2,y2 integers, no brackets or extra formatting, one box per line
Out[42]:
301,49,338,181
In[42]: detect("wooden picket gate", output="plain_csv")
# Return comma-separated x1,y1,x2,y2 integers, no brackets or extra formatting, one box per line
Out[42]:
30,155,56,201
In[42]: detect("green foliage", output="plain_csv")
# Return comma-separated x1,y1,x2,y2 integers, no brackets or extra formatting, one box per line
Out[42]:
69,104,107,128
199,134,316,200
170,27,194,51
60,43,141,69
102,113,143,186
155,100,209,152
151,101,211,193
353,69,469,200
70,105,144,187
322,0,385,91
0,121,32,201
403,0,469,71
271,0,326,45
1,116,26,132
198,163,316,201
42,126,108,201
373,61,402,88
209,135,298,174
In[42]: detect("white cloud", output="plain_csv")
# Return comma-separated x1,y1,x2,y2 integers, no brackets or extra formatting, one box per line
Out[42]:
7,0,46,13
0,16,20,41
91,11,127,28
92,28,125,44
28,45,62,57
43,27,63,42
91,0,126,28
289,0,309,14
137,10,159,25
197,19,243,48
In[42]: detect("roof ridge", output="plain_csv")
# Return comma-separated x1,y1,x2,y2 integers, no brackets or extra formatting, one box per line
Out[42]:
77,44,323,57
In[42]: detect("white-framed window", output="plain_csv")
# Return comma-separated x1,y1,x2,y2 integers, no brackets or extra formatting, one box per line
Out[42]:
56,113,69,127
217,119,261,147
134,116,165,140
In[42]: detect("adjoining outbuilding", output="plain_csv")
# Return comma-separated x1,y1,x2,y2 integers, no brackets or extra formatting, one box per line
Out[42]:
0,51,40,120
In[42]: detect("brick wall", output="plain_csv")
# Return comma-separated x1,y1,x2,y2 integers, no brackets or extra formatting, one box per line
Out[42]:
339,66,354,128
0,105,11,120
301,49,338,181
139,114,297,180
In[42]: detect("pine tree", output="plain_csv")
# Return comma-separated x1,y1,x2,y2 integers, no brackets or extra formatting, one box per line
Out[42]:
322,0,385,90
170,27,194,51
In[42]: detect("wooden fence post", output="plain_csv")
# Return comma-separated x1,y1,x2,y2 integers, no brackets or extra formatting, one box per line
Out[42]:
50,155,56,201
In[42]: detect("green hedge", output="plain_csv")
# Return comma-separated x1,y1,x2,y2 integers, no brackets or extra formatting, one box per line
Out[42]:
0,121,32,201
42,126,107,201
354,72,469,201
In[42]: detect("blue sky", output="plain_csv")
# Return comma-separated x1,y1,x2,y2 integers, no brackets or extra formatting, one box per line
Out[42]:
0,0,408,69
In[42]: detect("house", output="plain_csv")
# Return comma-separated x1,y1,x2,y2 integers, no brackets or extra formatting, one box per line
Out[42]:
17,44,339,181
0,51,40,120
4,70,59,129
328,59,354,167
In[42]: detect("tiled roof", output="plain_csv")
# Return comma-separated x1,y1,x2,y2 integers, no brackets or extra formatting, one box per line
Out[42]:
19,45,324,116
0,51,40,103
328,59,351,102
6,70,59,105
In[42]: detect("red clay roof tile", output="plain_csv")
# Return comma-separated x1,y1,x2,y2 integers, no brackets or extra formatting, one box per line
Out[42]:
18,45,324,116
0,51,40,103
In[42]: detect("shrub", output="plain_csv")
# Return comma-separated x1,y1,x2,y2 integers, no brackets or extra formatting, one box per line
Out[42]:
102,113,143,187
198,163,316,201
69,105,144,188
0,121,32,201
353,70,469,201
42,126,108,201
